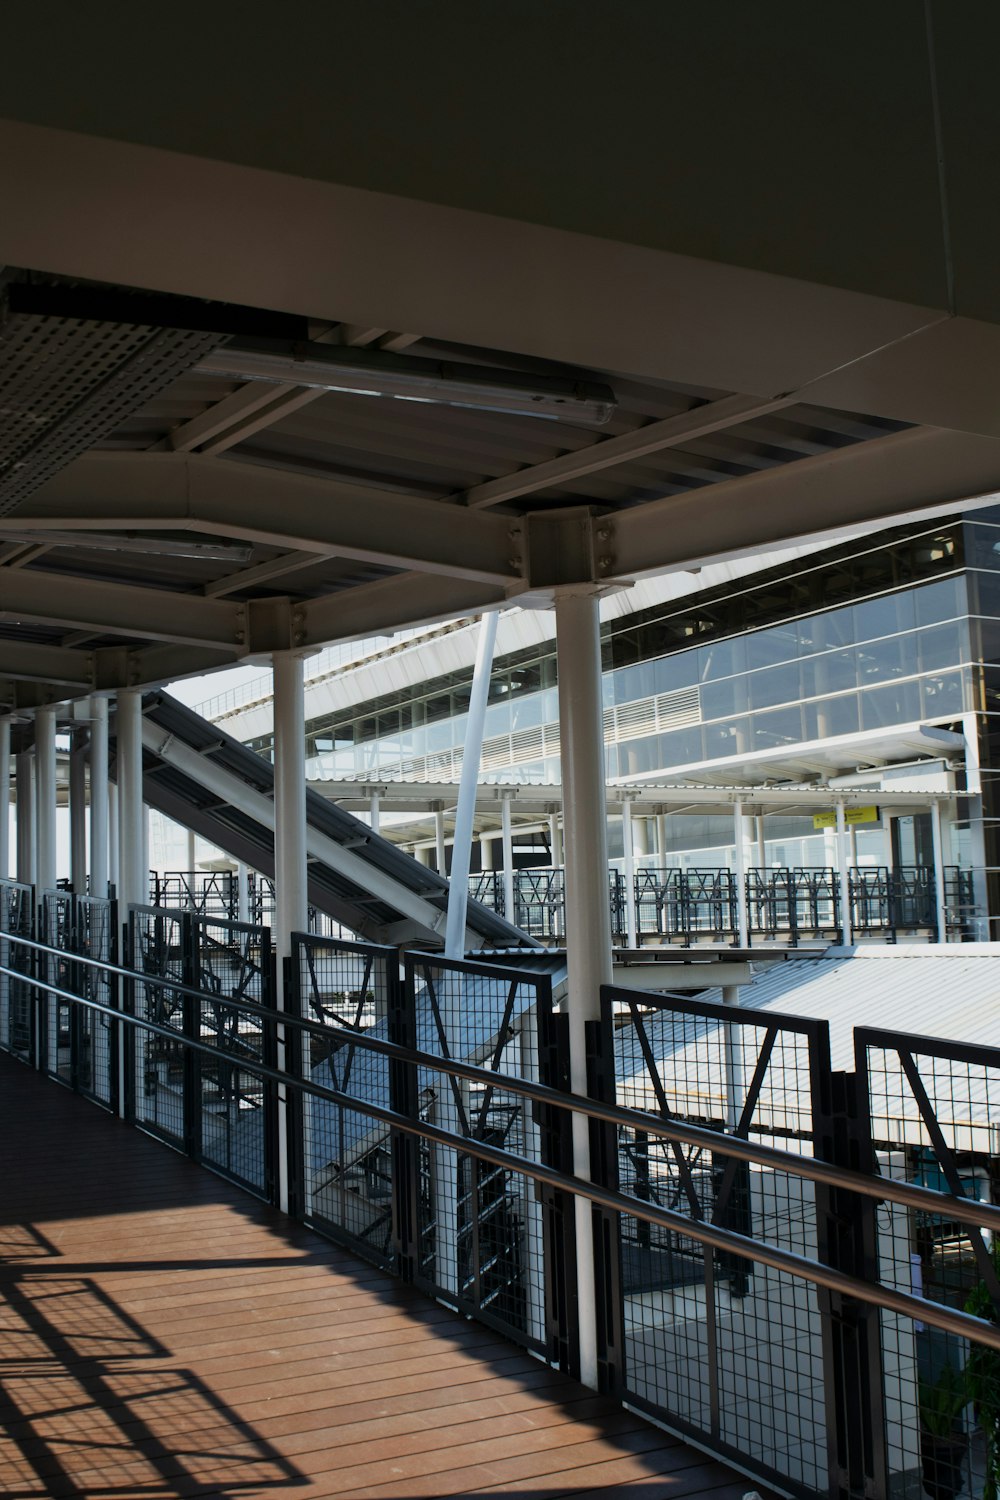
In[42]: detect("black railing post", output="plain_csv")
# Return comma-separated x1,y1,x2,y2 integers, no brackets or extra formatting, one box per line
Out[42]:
813,1058,888,1500
535,995,578,1377
181,911,201,1162
390,956,419,1284
587,996,623,1393
280,945,302,1217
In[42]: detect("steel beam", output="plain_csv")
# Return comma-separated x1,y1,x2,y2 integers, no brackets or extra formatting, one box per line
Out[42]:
0,640,93,688
461,394,794,509
0,567,242,647
611,425,1000,580
20,452,523,586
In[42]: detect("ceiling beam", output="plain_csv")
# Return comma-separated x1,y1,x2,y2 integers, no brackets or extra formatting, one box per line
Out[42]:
459,393,797,509
301,572,508,647
611,425,1000,579
19,452,524,587
203,549,320,598
0,567,243,647
0,640,94,687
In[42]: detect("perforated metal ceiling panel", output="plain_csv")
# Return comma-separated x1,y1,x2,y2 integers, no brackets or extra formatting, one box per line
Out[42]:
0,309,220,515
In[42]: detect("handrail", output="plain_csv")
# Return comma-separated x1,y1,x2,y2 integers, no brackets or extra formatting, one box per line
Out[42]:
6,947,1000,1355
6,928,1000,1233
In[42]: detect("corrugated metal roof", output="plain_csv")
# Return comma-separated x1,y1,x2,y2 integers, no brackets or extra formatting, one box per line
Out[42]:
616,946,1000,1150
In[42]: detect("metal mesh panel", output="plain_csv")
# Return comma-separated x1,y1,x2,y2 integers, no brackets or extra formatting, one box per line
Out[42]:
294,936,397,1267
129,907,187,1148
0,311,220,514
513,869,566,940
152,871,238,920
606,986,831,1497
75,896,115,1108
0,878,34,1062
859,1029,1000,1500
406,954,552,1355
746,868,839,944
192,914,272,1194
43,891,75,1083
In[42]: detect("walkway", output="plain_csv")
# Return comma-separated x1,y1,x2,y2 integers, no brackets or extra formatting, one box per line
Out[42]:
0,1054,760,1498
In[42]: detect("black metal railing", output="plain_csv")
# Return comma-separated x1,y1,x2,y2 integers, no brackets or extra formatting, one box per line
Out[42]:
5,912,1000,1499
469,862,976,946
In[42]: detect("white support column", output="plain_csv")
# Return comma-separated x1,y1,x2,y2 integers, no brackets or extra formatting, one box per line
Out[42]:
930,799,949,943
961,712,989,940
548,812,563,868
415,845,432,868
434,807,447,874
35,709,57,896
369,791,381,838
500,792,515,924
480,833,494,871
621,798,638,949
273,651,308,1217
15,751,35,885
555,588,613,1392
732,799,749,948
632,813,648,859
0,717,10,881
89,698,109,899
70,728,88,893
656,812,667,862
186,827,197,873
237,861,250,924
108,783,119,893
142,805,151,902
835,800,852,945
755,815,767,872
116,691,145,912
445,610,498,959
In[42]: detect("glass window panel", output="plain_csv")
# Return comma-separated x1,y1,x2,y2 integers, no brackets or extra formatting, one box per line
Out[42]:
511,693,545,731
650,651,699,696
920,670,967,719
746,624,798,670
655,725,705,770
962,522,1000,570
703,721,746,759
805,605,853,652
918,621,964,672
698,635,746,681
802,694,860,738
853,591,915,642
856,636,906,682
617,736,662,777
751,705,804,749
701,676,748,721
860,679,922,729
914,575,963,626
749,661,801,710
806,648,857,696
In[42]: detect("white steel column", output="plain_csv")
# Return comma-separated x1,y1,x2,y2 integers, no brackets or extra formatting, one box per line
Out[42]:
755,815,767,871
0,717,10,881
548,812,563,867
621,798,638,948
186,828,197,873
273,651,308,1217
732,800,749,948
15,751,35,885
90,698,109,899
369,791,381,837
70,728,87,893
835,800,852,945
656,813,667,861
108,783,119,892
480,834,494,871
445,611,498,959
930,799,949,943
555,589,613,1392
500,793,515,923
35,709,57,896
116,692,145,911
434,807,447,874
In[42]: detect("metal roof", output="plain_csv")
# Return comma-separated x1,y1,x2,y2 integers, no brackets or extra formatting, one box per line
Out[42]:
618,946,1000,1150
0,270,982,718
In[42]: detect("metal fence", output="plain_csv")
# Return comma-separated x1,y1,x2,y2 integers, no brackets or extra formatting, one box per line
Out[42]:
7,909,1000,1500
598,983,835,1497
0,878,34,1064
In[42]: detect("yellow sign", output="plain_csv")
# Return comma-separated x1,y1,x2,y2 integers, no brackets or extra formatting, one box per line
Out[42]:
813,806,879,830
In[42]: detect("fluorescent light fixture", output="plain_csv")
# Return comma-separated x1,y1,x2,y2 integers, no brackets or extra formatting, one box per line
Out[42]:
195,340,616,426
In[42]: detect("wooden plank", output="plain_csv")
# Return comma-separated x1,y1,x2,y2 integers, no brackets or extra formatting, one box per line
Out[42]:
0,1052,774,1499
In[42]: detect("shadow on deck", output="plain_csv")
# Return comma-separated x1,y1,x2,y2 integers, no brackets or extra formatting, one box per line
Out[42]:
0,1052,761,1498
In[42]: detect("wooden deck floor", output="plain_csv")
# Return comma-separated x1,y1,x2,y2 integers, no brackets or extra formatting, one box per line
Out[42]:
0,1053,762,1499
